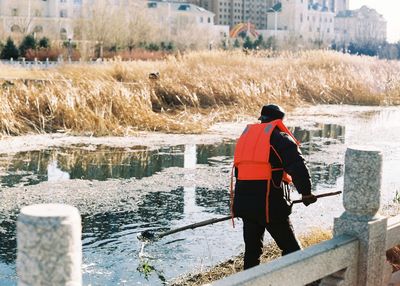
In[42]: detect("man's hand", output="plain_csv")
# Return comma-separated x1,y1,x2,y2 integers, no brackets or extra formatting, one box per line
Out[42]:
302,194,317,206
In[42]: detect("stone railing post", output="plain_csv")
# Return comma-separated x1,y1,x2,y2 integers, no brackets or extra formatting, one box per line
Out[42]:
320,147,387,286
17,204,82,286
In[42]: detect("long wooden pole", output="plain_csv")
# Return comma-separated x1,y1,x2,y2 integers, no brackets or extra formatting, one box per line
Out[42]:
157,216,232,239
291,191,342,204
139,191,342,241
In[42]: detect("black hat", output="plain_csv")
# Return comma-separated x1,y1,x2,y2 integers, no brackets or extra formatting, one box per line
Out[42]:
258,104,285,121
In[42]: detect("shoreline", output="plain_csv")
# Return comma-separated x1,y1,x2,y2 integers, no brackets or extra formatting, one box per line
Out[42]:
0,104,386,155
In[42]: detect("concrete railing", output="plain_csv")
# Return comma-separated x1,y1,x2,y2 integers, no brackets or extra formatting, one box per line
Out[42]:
211,235,359,286
15,147,400,285
212,146,400,286
1,58,59,69
17,204,82,286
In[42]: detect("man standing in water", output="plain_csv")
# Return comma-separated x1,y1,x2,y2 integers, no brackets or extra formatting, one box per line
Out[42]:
232,104,317,269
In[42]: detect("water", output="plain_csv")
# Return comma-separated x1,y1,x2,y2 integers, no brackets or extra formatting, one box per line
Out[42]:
0,126,343,190
0,106,399,285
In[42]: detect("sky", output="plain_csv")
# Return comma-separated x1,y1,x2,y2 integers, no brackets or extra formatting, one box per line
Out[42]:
349,0,400,43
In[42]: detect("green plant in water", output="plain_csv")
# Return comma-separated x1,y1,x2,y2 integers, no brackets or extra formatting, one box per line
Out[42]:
137,260,166,283
138,261,155,278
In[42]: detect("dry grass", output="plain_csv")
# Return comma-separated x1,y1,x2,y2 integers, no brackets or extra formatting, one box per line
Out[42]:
387,245,400,272
171,229,400,286
170,228,332,286
1,50,400,136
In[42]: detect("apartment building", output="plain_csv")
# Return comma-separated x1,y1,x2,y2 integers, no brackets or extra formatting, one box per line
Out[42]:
185,0,280,29
335,5,386,47
260,0,335,48
185,0,349,30
313,0,349,13
185,0,385,49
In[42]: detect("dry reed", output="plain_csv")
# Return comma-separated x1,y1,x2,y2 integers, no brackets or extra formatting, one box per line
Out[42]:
1,50,400,136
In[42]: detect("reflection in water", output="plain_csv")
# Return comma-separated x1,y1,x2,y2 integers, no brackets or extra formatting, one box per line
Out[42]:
0,216,17,264
292,124,345,190
195,188,230,215
0,143,239,188
309,163,343,190
0,124,345,189
184,144,196,169
0,123,347,285
47,160,70,181
292,123,345,155
183,144,203,217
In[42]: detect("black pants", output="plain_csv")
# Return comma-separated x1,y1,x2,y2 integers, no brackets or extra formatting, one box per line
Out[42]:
243,217,302,269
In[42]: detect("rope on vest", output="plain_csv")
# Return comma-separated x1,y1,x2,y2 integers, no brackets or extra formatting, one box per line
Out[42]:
230,164,235,228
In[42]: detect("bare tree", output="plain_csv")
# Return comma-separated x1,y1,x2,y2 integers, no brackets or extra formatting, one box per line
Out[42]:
124,3,161,49
75,1,161,56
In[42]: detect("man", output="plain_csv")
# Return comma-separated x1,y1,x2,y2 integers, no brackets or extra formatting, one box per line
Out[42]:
232,104,317,269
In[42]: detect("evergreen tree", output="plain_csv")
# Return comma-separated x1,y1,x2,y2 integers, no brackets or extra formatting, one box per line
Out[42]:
160,41,166,50
253,34,264,49
238,31,247,39
38,37,50,49
166,42,174,51
266,36,277,50
243,36,254,50
233,38,241,48
19,34,37,57
147,43,159,51
0,37,19,60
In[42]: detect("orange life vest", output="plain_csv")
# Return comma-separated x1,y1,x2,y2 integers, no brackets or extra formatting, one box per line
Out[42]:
230,119,299,224
234,119,299,181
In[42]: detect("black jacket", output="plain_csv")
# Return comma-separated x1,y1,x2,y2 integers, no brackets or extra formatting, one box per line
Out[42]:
233,127,312,224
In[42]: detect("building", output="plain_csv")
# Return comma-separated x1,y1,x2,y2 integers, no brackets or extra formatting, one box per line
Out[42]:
185,0,280,30
334,5,387,48
186,0,337,48
147,1,215,33
0,0,226,50
146,1,228,49
0,0,83,41
184,0,349,30
0,0,387,52
259,0,335,48
193,0,384,50
314,0,349,13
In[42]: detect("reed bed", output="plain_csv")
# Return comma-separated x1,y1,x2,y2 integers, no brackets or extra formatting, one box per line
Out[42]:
1,50,400,136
